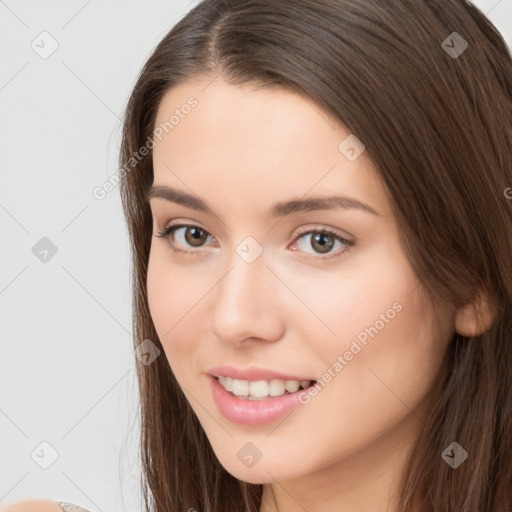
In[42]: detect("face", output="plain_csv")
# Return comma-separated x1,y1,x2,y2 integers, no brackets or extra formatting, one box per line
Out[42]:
146,77,455,492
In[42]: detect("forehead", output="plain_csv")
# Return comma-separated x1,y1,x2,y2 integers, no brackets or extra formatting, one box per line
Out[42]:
154,78,343,160
151,79,389,218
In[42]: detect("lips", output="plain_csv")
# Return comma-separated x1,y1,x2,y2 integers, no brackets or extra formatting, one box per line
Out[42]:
209,375,309,425
208,365,317,383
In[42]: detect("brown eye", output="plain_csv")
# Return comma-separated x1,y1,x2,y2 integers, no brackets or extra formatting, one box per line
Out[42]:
310,232,336,254
291,228,354,260
155,224,215,253
183,226,209,247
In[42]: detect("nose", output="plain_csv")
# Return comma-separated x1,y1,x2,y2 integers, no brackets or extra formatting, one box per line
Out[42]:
209,248,285,346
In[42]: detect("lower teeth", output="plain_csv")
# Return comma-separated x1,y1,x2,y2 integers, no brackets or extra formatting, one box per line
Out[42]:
236,393,289,400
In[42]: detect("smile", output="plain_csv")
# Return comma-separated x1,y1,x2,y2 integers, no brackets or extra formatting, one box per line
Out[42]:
210,376,317,426
217,376,316,400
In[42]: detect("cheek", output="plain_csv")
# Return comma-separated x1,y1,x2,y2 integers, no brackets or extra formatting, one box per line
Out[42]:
316,278,450,439
146,248,217,372
287,248,449,405
146,251,192,358
273,248,418,355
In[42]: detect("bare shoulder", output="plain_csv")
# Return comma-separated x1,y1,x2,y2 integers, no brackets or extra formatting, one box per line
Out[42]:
0,500,63,512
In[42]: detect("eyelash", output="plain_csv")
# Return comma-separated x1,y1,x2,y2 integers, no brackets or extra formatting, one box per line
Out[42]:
155,223,354,261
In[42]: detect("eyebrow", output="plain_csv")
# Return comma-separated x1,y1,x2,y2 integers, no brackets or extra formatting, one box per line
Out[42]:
146,185,380,217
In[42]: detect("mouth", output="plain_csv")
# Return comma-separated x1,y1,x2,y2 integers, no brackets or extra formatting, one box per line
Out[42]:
209,374,315,425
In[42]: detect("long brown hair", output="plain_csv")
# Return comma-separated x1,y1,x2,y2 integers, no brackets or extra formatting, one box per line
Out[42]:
119,1,512,510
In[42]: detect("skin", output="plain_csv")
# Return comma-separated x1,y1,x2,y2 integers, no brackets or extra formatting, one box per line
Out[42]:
0,500,62,511
146,77,460,512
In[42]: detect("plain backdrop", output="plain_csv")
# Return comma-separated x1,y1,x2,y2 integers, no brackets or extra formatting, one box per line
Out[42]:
1,1,511,511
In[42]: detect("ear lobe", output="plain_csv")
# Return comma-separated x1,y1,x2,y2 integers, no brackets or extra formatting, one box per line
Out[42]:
454,291,496,337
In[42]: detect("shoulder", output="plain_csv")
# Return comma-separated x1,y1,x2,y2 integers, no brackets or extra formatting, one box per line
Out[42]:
0,500,63,512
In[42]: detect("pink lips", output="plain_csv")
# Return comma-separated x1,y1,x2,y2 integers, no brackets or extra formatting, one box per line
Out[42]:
209,375,312,426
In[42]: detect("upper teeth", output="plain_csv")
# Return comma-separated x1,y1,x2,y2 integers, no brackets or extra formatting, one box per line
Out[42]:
218,376,313,399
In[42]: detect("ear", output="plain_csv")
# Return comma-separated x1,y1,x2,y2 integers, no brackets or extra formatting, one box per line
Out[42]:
454,291,496,337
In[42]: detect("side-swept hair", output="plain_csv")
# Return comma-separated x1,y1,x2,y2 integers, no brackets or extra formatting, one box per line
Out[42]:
119,1,512,510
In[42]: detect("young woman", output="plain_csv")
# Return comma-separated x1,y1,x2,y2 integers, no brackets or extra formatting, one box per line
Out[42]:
119,0,512,510
5,0,511,511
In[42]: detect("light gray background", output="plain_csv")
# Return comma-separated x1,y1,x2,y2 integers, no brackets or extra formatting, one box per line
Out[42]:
1,1,511,511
